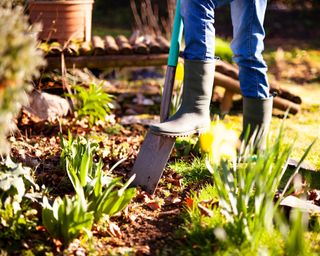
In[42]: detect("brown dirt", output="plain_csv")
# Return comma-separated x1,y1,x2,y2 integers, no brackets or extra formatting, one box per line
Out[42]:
10,109,188,255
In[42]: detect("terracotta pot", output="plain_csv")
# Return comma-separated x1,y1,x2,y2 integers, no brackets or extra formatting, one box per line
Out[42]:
28,0,94,44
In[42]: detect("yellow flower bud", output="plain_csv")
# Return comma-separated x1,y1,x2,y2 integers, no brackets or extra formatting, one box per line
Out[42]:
200,130,214,153
175,62,184,83
199,119,239,165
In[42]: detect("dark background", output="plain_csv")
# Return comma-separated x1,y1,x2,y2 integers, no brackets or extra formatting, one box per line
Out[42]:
93,0,320,45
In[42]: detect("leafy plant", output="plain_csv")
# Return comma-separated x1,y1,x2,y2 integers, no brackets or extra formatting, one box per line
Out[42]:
0,157,38,240
285,210,309,256
85,173,136,222
60,133,136,222
42,195,94,244
60,131,99,187
178,119,316,254
68,82,114,127
0,5,45,154
205,124,310,247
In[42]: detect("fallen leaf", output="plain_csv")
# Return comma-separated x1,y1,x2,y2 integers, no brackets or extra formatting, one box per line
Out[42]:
108,221,122,238
136,190,153,203
146,201,161,211
165,177,182,187
201,199,219,208
165,194,181,205
128,213,138,223
36,225,46,232
308,190,320,205
53,238,63,253
136,245,150,254
35,149,42,157
197,203,214,217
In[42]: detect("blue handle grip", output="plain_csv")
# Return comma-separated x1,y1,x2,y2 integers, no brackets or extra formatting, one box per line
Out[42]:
167,0,183,67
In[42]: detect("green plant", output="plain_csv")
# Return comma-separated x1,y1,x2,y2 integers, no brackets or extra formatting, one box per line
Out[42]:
177,120,316,255
285,210,309,256
60,133,136,222
42,195,94,244
0,5,45,154
177,185,226,254
169,157,210,186
174,137,200,158
0,157,38,240
207,126,302,246
60,131,99,186
68,82,114,127
85,172,136,222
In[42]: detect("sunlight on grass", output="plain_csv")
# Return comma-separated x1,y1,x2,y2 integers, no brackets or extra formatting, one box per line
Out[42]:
218,82,320,170
270,83,320,170
169,158,210,186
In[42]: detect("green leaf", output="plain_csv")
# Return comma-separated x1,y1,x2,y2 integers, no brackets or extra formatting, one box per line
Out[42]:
93,161,103,197
79,145,90,187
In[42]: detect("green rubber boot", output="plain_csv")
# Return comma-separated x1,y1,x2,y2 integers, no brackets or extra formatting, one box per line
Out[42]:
150,60,215,137
241,97,273,150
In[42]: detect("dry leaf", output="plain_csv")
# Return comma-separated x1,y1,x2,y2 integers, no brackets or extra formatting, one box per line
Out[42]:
53,238,63,253
108,221,122,238
165,194,181,205
128,213,138,223
308,190,320,205
165,177,182,187
136,190,153,203
146,201,161,211
36,225,46,232
197,203,214,217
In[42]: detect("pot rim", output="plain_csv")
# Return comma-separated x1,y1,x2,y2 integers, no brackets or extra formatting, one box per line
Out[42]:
28,0,94,5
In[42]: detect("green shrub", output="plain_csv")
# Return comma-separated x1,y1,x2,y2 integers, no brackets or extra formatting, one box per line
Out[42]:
0,5,45,154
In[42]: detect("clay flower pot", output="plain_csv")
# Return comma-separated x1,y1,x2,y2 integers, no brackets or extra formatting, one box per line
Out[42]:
28,0,94,44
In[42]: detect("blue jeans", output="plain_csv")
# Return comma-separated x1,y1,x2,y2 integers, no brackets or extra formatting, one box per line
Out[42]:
181,0,269,98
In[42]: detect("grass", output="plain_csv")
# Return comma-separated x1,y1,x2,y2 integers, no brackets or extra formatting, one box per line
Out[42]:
170,123,320,255
219,80,320,171
270,82,320,170
169,157,210,186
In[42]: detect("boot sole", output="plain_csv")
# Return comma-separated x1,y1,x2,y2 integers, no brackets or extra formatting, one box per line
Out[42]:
149,127,208,138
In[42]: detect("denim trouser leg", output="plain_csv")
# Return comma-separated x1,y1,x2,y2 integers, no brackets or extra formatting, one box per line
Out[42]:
180,0,216,62
181,0,269,98
230,0,269,98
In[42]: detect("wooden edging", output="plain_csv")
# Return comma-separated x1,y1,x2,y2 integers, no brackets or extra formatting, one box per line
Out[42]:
45,54,170,69
44,55,301,115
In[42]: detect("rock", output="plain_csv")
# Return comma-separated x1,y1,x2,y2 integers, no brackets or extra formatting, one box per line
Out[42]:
23,90,71,122
280,195,320,214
